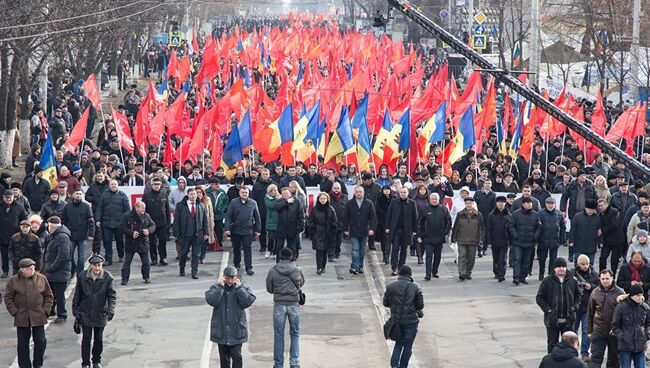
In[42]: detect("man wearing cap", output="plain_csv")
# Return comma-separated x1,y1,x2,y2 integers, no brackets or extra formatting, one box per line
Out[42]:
0,190,29,278
451,196,484,281
56,180,70,203
570,199,602,267
50,107,66,142
11,183,31,213
450,186,476,225
508,197,542,285
40,189,66,223
4,258,53,368
72,254,116,368
43,216,72,322
266,247,305,368
536,257,583,353
205,266,256,368
611,283,650,367
174,188,210,279
537,197,566,281
142,178,171,266
383,265,425,368
561,169,597,221
22,167,50,213
120,201,156,285
9,221,42,275
486,196,511,282
80,152,96,185
96,180,130,265
62,189,95,277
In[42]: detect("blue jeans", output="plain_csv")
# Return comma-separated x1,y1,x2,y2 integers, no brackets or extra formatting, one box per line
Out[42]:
620,351,645,368
273,305,300,368
390,322,418,368
70,240,87,277
573,310,590,356
351,236,367,271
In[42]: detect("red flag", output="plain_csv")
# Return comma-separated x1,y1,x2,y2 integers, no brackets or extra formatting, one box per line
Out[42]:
63,106,90,152
178,56,192,84
165,93,186,136
81,74,101,109
167,51,179,80
110,105,134,154
192,30,199,55
187,115,206,158
211,132,223,169
162,133,174,168
591,89,606,138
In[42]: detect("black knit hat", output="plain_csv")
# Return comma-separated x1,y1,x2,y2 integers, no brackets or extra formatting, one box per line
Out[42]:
399,265,412,276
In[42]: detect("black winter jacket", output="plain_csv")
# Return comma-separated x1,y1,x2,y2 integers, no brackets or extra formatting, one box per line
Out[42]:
205,282,256,346
142,189,171,228
9,232,42,271
600,207,626,246
508,208,541,248
275,199,306,238
561,181,597,219
536,272,583,328
573,267,600,313
61,200,95,241
570,212,602,255
538,208,566,250
343,198,377,238
417,204,452,244
329,194,348,231
224,198,261,236
22,177,50,212
0,201,28,244
612,298,650,353
96,190,130,229
617,263,650,298
538,341,587,368
84,180,109,213
43,226,72,283
121,209,157,253
473,190,496,223
72,269,117,327
307,203,338,251
383,275,425,325
40,199,66,222
386,198,418,245
486,208,510,247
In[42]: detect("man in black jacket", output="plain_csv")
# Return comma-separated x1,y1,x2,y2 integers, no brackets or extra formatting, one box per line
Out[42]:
343,186,377,275
486,196,510,282
538,197,566,281
173,188,209,279
329,182,347,261
252,169,275,254
273,187,305,262
417,193,451,280
96,180,130,266
572,255,600,362
43,216,72,322
382,265,424,368
508,197,542,285
22,167,49,213
120,202,156,285
537,257,583,353
386,187,418,275
85,172,109,255
72,254,117,368
361,172,382,251
473,178,495,257
587,269,624,368
570,200,601,268
224,187,261,275
597,199,625,277
141,178,171,266
0,190,28,278
538,331,587,368
9,221,42,274
62,189,95,277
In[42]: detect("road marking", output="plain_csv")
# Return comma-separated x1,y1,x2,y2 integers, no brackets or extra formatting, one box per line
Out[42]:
11,274,79,368
364,251,421,368
200,252,229,368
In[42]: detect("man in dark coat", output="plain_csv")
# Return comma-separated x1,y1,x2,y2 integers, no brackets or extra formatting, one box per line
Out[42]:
610,182,636,236
95,180,130,265
205,266,256,368
473,178,495,257
224,187,261,275
0,190,29,278
538,197,566,281
539,331,587,368
570,200,602,267
508,197,542,285
43,216,72,322
611,284,650,366
382,265,424,368
361,172,382,251
587,268,625,368
560,170,597,220
9,221,42,274
386,187,418,274
62,189,95,277
72,254,116,368
22,167,50,213
141,178,171,266
537,257,583,353
598,198,626,277
40,190,66,222
417,193,452,280
252,168,275,254
173,188,209,279
328,182,348,261
4,258,53,368
85,172,109,255
120,202,156,285
343,186,377,275
572,255,600,361
273,187,305,261
486,196,510,282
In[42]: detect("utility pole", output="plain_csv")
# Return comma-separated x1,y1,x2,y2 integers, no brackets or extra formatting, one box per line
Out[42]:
630,0,641,95
529,0,540,87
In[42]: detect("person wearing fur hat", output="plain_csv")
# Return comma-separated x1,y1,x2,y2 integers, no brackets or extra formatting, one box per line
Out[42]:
611,283,650,368
569,199,602,267
537,257,583,353
383,265,424,368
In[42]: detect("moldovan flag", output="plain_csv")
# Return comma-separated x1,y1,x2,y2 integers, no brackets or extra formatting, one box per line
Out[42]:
372,109,394,170
356,119,372,171
39,131,58,189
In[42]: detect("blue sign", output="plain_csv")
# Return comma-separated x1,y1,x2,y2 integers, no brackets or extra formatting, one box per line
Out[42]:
439,9,449,19
152,33,168,45
473,25,486,35
472,34,487,50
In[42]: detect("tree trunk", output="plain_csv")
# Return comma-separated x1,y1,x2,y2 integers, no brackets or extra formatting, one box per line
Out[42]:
0,43,9,132
19,62,32,154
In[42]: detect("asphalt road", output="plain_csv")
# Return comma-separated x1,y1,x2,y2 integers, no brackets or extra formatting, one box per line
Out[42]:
0,238,555,368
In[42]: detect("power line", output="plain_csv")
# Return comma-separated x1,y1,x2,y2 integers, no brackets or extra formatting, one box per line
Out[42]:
0,2,167,43
0,0,147,31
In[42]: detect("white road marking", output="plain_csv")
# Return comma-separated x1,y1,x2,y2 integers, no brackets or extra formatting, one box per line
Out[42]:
364,251,421,368
200,252,229,368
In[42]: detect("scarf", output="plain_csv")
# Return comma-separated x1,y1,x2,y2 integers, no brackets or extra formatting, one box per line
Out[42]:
629,259,646,282
330,191,343,201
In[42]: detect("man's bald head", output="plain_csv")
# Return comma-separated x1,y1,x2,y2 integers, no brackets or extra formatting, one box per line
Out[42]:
561,331,579,349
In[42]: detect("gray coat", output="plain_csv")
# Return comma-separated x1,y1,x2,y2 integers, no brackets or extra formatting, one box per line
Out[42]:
43,226,72,283
569,211,602,255
266,260,305,306
96,190,130,229
205,283,256,346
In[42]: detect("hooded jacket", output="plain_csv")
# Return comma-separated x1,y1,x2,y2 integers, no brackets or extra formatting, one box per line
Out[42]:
266,260,305,306
205,282,256,346
612,297,650,353
537,271,583,328
43,225,72,283
627,235,650,261
538,341,586,368
382,275,425,325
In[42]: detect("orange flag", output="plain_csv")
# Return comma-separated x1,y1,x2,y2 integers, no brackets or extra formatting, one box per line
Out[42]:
81,74,101,109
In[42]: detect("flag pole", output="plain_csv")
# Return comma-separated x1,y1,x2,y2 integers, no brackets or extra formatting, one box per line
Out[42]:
544,131,550,180
157,134,163,158
560,132,567,160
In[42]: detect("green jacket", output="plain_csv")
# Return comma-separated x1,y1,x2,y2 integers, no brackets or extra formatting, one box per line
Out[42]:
264,196,279,231
206,187,229,221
